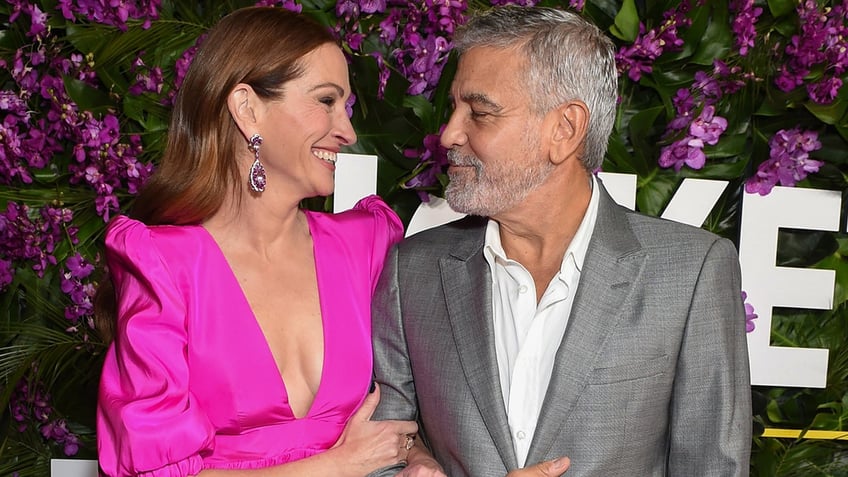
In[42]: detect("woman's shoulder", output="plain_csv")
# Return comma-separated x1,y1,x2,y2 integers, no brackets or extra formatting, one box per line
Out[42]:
313,195,403,237
308,195,404,258
107,215,204,243
105,216,208,263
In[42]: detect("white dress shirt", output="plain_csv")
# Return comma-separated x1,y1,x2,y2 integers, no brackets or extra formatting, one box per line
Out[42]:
482,176,599,466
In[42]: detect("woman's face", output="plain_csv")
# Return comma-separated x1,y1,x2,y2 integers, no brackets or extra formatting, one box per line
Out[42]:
256,43,356,199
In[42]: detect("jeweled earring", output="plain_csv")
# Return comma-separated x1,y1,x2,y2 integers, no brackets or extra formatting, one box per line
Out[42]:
247,133,266,193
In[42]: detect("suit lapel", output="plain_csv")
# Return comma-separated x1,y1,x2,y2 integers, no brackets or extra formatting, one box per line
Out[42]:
440,223,518,471
526,185,648,463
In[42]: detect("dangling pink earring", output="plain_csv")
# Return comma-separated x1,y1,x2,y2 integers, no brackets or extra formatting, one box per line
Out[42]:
247,133,266,193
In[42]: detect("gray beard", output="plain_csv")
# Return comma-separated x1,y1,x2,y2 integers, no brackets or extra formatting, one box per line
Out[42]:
445,149,553,217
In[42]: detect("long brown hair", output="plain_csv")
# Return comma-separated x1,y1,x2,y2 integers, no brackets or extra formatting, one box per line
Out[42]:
94,7,337,342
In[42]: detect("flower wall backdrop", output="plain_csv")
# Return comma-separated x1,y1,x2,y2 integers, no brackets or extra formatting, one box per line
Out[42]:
1,0,847,475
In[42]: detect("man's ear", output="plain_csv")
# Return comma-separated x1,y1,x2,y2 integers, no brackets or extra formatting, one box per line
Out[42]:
548,100,589,165
227,83,260,139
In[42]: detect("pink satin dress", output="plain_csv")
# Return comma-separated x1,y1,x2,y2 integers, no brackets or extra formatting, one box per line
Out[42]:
97,196,403,477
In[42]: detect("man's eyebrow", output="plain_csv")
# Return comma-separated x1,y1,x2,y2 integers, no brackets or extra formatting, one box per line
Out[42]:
459,92,502,112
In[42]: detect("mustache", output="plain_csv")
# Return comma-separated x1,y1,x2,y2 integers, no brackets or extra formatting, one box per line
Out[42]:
447,149,481,167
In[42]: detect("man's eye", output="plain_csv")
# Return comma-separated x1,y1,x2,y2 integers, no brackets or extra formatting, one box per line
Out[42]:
470,110,488,119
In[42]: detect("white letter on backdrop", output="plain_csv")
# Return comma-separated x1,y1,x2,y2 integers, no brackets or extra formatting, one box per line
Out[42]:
739,187,839,388
334,153,378,213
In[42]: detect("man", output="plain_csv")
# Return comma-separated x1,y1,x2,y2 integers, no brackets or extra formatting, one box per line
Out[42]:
372,6,751,477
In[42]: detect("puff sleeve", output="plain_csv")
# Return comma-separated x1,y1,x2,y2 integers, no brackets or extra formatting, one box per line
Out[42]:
351,195,404,292
97,216,215,477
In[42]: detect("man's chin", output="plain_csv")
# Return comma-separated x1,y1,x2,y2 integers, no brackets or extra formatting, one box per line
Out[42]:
445,189,495,217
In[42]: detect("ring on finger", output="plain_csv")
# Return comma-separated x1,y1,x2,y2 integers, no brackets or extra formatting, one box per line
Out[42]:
403,434,414,451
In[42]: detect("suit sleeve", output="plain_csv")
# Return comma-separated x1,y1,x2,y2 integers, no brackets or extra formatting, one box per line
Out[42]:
368,245,420,477
371,245,420,421
668,237,752,476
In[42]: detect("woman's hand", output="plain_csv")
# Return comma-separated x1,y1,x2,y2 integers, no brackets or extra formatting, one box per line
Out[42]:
331,384,419,474
506,458,570,477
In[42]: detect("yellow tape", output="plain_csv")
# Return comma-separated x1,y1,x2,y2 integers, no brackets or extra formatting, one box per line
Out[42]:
762,428,848,440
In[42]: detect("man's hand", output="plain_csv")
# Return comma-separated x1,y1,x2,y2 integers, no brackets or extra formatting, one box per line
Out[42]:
396,444,448,476
506,458,571,477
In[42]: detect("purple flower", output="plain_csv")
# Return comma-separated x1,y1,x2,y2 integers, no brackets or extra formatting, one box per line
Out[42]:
742,291,757,333
660,104,726,171
129,64,165,96
56,0,162,31
371,52,391,99
658,137,707,171
615,4,692,82
0,203,77,284
253,0,302,12
0,258,13,289
807,76,843,104
360,0,387,14
379,9,402,43
729,0,763,56
688,105,727,146
356,0,465,98
774,1,848,103
28,4,49,39
403,128,448,202
9,376,81,455
336,0,360,21
745,127,824,195
344,31,365,51
345,93,357,118
65,253,94,279
692,71,721,102
490,0,539,5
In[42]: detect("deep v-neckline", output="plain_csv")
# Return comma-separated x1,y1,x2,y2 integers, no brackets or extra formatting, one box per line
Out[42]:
198,213,328,420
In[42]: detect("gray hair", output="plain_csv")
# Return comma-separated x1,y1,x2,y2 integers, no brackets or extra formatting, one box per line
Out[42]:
453,6,618,171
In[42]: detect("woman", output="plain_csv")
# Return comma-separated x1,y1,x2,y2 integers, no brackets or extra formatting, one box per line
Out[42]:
95,7,417,476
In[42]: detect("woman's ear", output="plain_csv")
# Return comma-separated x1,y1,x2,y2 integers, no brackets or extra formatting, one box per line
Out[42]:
227,83,259,139
548,100,589,166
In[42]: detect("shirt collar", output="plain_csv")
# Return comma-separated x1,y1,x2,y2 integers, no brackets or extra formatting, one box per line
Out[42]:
483,174,600,275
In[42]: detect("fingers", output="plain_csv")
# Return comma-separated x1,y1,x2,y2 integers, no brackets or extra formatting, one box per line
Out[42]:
506,457,571,477
351,382,381,422
536,457,570,476
394,420,419,436
399,463,449,477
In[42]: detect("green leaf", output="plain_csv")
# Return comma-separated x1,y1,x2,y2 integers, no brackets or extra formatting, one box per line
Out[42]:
805,99,848,126
690,15,732,65
704,133,749,159
403,95,436,127
62,77,115,114
609,0,640,42
768,0,797,18
626,105,665,175
604,134,638,174
689,158,748,179
636,171,677,216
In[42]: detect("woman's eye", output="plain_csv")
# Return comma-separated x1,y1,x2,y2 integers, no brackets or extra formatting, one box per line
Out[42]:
320,97,336,106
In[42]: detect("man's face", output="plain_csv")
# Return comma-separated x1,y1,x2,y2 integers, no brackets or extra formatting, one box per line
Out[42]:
440,46,553,217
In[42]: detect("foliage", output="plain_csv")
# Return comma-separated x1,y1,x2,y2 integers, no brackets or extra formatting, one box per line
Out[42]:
1,0,847,475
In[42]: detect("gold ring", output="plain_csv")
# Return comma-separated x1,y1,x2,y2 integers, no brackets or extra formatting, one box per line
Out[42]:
404,434,414,450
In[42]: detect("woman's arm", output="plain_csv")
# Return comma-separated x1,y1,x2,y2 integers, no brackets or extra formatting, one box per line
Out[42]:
198,386,417,477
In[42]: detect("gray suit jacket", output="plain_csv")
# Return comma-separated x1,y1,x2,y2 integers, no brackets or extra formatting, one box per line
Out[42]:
371,184,752,476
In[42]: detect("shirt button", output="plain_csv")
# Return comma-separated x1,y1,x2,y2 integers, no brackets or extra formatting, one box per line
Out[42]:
516,430,526,440
518,285,528,294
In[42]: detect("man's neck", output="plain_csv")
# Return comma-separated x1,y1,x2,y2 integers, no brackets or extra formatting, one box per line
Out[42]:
492,170,593,296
